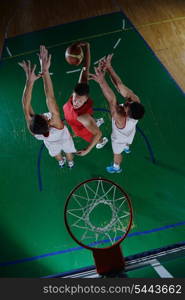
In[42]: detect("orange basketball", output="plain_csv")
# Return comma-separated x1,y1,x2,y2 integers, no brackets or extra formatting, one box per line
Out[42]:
65,44,84,66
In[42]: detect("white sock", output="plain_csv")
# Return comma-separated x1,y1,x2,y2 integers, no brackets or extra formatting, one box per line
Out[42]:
113,163,120,170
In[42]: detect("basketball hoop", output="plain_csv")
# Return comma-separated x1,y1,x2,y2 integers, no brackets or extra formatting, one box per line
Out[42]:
64,178,133,275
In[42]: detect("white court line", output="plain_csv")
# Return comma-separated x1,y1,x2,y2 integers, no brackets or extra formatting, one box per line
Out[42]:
66,69,81,74
150,259,173,278
113,38,122,49
122,19,126,29
39,72,53,76
6,47,12,57
94,56,105,65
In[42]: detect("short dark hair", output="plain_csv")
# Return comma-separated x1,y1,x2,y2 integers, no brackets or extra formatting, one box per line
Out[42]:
129,102,145,120
29,114,49,135
74,83,90,96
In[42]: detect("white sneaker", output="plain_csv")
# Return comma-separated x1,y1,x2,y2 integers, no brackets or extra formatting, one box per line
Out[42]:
67,160,74,168
96,118,104,127
58,157,66,168
96,137,108,149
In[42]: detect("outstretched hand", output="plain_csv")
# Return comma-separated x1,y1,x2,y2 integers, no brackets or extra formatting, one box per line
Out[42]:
76,149,90,156
18,60,41,82
38,45,51,73
73,41,89,48
99,53,114,71
88,65,105,84
78,41,89,47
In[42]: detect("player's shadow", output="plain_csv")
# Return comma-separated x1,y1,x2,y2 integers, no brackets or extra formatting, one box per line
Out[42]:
0,225,54,277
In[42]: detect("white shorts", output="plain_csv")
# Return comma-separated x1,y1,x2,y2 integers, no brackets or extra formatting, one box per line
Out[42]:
47,140,76,157
44,127,76,157
111,141,127,155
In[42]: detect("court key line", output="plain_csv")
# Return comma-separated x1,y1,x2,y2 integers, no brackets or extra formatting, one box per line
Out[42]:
0,220,185,267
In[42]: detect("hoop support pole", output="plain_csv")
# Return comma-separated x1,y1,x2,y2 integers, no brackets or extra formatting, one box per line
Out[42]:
92,244,125,275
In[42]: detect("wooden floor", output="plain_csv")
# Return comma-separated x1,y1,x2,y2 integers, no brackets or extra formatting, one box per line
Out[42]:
1,0,185,91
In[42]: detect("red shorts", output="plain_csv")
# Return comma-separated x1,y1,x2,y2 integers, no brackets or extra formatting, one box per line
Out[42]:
73,127,93,143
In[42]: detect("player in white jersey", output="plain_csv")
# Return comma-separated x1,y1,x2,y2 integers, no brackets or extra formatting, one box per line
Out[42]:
19,45,76,168
89,55,145,173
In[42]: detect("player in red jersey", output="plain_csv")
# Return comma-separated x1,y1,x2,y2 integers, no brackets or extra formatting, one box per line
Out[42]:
63,42,108,156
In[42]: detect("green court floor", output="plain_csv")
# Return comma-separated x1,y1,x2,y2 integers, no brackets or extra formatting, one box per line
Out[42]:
0,12,185,277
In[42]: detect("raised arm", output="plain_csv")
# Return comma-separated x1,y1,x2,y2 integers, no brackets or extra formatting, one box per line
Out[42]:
78,42,90,84
89,66,118,119
101,54,140,103
39,45,62,128
18,60,41,126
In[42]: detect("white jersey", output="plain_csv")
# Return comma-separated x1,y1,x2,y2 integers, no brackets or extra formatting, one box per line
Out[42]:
34,113,76,157
111,117,138,145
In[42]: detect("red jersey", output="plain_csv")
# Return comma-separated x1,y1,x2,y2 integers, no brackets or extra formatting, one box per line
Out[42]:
63,96,93,142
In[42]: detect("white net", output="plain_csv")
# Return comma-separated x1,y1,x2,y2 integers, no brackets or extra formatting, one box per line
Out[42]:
66,179,132,249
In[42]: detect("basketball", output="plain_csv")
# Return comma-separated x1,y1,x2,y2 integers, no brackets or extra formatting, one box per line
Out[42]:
65,44,84,66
